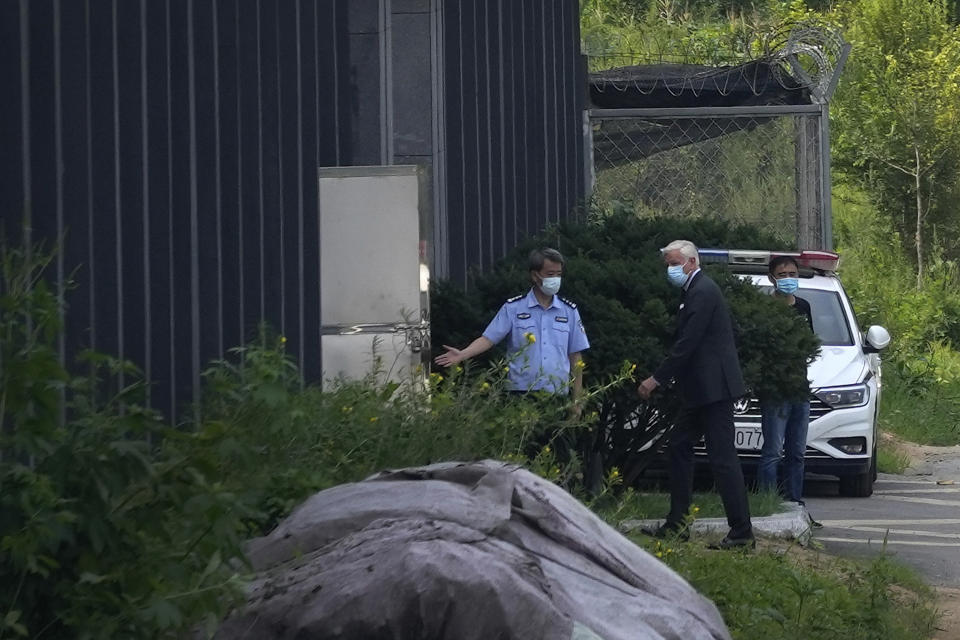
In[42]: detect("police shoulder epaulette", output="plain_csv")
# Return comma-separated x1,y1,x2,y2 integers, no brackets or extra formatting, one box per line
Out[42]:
559,296,577,309
506,294,523,303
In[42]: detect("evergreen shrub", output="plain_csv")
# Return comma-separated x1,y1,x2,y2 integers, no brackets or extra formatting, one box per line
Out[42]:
431,213,821,482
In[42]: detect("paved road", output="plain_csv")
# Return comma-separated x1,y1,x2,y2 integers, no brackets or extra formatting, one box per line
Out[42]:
804,472,960,588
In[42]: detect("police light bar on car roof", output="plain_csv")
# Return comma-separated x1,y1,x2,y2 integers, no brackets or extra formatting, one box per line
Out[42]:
795,250,841,271
697,249,840,272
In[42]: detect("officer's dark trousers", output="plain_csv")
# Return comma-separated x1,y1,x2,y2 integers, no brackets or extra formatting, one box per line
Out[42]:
666,399,753,539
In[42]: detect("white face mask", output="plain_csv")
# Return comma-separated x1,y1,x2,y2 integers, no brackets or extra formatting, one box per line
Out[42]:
539,276,561,296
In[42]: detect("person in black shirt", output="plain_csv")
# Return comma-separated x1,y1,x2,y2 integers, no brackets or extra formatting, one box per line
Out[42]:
757,255,814,503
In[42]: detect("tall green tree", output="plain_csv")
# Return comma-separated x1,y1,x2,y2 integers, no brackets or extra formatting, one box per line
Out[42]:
833,0,960,288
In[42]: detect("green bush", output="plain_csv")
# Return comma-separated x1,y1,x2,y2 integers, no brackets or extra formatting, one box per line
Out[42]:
0,244,249,639
0,238,627,637
834,184,960,445
431,213,821,481
434,213,817,392
197,340,637,533
834,185,960,374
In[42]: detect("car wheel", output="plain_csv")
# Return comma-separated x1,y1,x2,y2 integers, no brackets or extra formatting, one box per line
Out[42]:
839,452,876,498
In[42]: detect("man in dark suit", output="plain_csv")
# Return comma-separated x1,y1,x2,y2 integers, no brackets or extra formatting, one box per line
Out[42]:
638,240,754,548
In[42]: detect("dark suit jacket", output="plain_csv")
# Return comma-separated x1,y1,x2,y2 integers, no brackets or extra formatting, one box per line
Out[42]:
654,270,746,407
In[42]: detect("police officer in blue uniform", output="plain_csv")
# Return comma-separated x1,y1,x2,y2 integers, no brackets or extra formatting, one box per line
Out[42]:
434,248,589,397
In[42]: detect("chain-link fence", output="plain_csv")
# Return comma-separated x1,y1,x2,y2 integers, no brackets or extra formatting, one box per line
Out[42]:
582,22,850,250
588,109,827,249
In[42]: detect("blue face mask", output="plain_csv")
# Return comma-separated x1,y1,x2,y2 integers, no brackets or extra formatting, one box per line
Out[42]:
539,276,561,296
776,277,799,295
666,264,688,288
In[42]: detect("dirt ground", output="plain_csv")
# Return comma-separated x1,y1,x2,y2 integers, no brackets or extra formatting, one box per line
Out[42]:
881,432,960,479
935,588,960,640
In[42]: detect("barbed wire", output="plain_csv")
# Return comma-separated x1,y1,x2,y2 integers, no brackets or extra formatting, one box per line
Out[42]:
586,21,848,100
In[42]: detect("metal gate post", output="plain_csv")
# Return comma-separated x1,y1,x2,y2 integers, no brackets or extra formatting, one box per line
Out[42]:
819,102,834,251
583,110,595,204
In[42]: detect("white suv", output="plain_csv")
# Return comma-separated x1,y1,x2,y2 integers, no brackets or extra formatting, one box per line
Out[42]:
700,249,892,497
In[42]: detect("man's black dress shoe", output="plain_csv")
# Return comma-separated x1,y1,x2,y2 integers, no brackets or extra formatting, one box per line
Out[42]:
707,535,756,550
639,522,690,541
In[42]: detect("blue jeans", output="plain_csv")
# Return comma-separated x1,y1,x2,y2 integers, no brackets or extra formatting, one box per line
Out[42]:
758,400,810,502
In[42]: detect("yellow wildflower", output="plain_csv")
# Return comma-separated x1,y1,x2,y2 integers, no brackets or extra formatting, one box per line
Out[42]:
369,416,378,423
575,359,586,369
503,366,510,373
280,335,287,344
544,446,551,454
655,551,663,558
524,332,536,344
481,381,491,390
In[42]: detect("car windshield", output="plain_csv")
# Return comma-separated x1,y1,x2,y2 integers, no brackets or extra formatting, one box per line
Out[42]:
759,287,854,346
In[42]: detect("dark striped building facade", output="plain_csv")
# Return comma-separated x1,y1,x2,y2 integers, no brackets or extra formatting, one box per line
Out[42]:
0,0,587,417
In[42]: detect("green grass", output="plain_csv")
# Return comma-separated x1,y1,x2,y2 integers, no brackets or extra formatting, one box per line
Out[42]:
880,372,960,446
877,439,912,474
631,539,939,640
592,487,785,523
590,487,938,639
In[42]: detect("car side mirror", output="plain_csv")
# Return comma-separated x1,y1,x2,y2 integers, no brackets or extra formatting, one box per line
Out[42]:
863,325,891,353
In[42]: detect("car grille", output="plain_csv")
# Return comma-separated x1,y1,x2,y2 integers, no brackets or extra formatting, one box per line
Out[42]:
730,395,832,425
693,394,832,457
697,445,832,460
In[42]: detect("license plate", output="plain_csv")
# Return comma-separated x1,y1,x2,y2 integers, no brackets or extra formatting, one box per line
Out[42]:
735,426,764,450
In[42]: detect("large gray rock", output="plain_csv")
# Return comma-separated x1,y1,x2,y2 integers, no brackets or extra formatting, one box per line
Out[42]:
215,460,731,640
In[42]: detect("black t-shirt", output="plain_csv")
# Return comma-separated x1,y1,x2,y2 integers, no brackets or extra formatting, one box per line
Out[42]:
792,296,814,332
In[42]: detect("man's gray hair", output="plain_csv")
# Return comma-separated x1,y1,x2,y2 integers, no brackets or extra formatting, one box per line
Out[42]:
528,247,565,272
661,240,699,266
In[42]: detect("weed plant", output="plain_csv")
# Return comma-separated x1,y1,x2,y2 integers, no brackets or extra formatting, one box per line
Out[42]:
624,533,938,640
0,241,633,638
199,335,636,534
879,369,960,446
0,244,251,639
835,185,960,446
876,439,912,474
589,472,937,639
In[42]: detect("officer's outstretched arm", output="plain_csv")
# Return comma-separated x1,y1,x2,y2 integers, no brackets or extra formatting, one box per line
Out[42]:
434,337,494,367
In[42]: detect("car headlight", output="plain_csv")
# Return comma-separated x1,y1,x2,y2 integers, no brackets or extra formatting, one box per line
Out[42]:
814,384,870,408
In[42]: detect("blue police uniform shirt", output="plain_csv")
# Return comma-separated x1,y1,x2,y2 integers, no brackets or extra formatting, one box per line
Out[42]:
482,289,590,393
